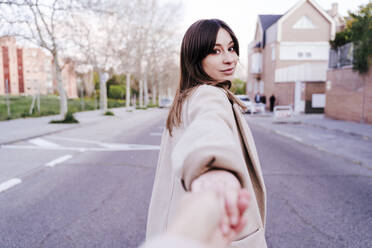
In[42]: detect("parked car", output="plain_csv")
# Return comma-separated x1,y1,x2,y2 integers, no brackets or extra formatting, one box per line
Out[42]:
159,97,173,108
236,95,256,114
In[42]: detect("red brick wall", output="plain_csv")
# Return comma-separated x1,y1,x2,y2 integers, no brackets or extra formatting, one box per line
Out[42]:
274,83,295,106
2,46,11,93
305,82,325,101
17,48,24,93
325,68,372,123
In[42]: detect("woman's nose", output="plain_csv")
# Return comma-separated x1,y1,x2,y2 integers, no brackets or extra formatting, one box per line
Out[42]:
223,52,235,64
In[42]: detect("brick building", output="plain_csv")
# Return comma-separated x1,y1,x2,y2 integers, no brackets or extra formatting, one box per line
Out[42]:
247,0,344,113
0,36,78,98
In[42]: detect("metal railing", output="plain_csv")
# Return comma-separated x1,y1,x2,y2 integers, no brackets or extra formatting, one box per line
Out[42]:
329,42,353,69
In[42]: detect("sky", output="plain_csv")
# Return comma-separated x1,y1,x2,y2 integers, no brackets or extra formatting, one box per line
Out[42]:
174,0,369,78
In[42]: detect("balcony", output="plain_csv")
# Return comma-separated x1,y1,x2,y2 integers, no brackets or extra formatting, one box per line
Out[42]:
250,52,262,77
275,63,328,82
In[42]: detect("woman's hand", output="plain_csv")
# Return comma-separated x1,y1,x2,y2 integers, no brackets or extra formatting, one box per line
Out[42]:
167,189,250,248
191,170,248,240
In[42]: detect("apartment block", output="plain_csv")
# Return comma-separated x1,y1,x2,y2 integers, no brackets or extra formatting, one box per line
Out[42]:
0,36,77,98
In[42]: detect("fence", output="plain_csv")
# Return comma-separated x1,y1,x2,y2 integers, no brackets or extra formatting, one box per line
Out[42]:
328,42,353,69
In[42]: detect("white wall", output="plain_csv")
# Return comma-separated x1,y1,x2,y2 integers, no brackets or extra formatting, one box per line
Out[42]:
279,42,329,60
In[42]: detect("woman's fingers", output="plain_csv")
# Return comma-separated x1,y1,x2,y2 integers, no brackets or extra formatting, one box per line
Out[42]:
224,190,239,227
237,189,250,216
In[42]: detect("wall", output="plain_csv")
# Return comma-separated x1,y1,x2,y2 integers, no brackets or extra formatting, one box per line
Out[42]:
325,68,372,123
0,37,19,95
281,1,331,42
305,81,325,113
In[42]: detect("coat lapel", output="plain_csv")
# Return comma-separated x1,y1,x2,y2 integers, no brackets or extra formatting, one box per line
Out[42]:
232,103,267,225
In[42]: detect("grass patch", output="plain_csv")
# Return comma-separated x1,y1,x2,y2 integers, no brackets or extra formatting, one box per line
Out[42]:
135,106,148,110
0,95,125,121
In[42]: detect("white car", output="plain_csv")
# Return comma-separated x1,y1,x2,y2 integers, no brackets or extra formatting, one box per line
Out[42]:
236,95,256,114
159,97,173,108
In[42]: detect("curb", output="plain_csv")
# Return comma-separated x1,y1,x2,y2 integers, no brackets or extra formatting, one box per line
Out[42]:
248,121,372,171
247,114,372,140
301,122,372,140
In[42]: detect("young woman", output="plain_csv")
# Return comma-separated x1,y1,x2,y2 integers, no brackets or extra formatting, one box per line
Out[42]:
146,19,267,247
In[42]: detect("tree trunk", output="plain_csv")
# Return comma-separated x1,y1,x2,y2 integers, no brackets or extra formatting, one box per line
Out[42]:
53,53,68,119
152,83,156,105
139,79,143,108
126,73,131,109
83,70,94,97
98,70,108,113
144,75,149,107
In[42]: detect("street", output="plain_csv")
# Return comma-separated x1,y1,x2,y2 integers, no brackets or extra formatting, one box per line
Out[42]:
0,109,371,247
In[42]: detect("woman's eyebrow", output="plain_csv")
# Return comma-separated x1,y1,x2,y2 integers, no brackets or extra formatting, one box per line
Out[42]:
214,41,234,46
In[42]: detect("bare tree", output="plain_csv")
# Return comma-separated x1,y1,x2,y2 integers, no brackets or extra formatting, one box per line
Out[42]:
0,0,86,118
132,0,183,105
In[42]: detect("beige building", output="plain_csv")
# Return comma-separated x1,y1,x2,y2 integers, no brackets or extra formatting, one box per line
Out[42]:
0,36,78,98
22,47,54,95
247,0,343,113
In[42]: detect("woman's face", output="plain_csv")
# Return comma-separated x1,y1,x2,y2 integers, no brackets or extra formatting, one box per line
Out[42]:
201,28,238,82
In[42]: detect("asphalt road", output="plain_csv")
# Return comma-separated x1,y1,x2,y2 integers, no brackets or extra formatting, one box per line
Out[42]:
0,113,371,248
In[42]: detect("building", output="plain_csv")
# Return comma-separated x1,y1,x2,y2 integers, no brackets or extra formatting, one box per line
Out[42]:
22,47,54,95
247,0,343,113
0,36,21,95
0,36,78,98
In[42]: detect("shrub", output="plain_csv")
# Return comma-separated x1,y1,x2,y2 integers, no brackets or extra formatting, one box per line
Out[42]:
329,3,372,74
49,112,79,124
108,85,126,99
231,78,246,95
104,111,114,116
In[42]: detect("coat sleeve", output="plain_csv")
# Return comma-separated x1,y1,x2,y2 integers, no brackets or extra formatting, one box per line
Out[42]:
171,85,247,191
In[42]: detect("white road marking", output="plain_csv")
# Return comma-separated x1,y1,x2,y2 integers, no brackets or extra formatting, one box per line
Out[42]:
49,136,161,150
45,154,73,167
150,132,162,136
0,178,22,193
49,136,103,145
275,130,303,143
29,138,60,148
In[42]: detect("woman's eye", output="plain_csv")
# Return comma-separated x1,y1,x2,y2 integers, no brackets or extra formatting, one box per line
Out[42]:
228,47,235,52
213,49,221,54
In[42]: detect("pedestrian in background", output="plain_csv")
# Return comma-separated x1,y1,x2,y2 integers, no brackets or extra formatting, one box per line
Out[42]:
269,94,276,112
261,94,266,105
254,92,261,103
146,19,267,247
261,94,267,113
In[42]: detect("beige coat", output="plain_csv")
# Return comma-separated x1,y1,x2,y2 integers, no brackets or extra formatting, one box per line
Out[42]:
146,85,267,247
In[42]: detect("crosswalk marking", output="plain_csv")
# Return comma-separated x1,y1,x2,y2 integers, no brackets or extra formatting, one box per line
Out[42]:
29,138,60,148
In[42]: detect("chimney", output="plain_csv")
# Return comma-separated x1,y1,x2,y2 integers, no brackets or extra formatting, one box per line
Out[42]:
331,3,338,17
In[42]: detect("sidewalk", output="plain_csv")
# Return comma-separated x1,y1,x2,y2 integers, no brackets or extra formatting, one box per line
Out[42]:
0,107,166,145
245,113,372,169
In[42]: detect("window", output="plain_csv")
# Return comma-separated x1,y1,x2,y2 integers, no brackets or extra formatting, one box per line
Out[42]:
248,81,252,92
297,52,303,58
293,16,316,29
305,52,312,58
271,45,276,61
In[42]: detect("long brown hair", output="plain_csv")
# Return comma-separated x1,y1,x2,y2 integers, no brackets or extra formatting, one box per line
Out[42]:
166,19,246,135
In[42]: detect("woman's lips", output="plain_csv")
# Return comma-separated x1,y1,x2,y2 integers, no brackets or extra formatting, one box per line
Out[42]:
221,68,234,75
